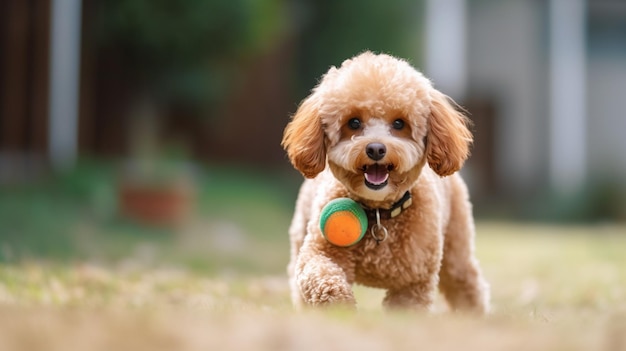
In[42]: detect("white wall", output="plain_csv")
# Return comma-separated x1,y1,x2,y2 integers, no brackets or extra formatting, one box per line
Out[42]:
588,55,626,180
467,1,548,194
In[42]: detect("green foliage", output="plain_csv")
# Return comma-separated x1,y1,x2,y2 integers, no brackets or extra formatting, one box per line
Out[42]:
516,178,626,223
95,0,286,106
0,185,77,261
295,0,424,97
92,0,424,112
97,0,245,67
243,0,288,53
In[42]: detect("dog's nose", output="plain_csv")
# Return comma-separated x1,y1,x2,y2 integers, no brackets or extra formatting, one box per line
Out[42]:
366,143,386,161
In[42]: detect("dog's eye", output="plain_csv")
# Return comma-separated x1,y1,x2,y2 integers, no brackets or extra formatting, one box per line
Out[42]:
348,118,362,130
392,119,405,130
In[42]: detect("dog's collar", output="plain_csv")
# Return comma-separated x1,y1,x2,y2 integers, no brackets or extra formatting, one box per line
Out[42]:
360,191,412,221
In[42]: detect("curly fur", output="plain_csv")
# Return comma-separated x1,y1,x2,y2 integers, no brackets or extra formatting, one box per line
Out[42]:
282,52,489,313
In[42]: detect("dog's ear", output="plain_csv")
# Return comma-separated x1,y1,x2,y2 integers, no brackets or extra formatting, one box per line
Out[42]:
281,95,326,178
426,90,473,177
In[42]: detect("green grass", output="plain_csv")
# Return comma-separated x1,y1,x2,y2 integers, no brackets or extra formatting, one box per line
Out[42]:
1,162,626,350
0,161,296,273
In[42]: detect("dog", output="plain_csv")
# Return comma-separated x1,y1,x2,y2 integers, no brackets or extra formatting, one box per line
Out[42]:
281,52,489,313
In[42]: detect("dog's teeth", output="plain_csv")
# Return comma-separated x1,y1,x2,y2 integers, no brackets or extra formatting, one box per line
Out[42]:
365,172,389,185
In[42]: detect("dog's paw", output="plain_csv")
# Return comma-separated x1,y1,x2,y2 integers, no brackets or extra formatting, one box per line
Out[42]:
298,274,355,308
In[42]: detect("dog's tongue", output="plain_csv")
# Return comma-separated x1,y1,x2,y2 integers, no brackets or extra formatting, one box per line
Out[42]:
364,164,389,185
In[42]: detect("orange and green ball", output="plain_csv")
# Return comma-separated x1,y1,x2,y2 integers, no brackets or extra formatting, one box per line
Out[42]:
319,198,368,247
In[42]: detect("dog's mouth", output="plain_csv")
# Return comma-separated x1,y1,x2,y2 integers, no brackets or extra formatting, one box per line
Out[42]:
362,164,394,190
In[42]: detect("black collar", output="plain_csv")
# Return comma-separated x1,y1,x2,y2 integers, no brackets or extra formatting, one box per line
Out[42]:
361,191,413,221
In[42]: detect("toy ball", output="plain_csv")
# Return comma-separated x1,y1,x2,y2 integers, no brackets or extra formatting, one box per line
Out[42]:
319,198,368,247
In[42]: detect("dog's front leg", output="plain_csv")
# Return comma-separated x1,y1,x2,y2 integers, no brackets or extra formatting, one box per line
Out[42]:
295,238,356,308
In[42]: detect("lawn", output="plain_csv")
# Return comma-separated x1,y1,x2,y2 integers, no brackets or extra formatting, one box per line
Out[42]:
0,163,625,350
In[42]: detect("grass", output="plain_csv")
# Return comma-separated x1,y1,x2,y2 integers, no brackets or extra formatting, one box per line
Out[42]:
0,160,296,273
1,162,626,350
2,224,626,350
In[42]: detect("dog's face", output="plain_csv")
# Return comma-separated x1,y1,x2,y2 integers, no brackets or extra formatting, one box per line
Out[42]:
282,52,472,203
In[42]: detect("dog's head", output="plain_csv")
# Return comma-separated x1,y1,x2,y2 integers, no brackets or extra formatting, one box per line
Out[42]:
282,52,472,202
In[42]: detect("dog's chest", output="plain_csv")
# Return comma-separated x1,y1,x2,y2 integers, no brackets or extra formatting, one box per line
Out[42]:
352,220,437,289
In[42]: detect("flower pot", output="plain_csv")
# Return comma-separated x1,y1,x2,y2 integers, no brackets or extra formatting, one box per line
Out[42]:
118,178,195,226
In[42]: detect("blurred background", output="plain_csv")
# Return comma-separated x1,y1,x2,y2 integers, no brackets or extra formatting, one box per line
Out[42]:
0,0,625,272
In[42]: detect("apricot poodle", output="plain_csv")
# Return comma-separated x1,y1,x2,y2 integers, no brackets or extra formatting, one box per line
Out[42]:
282,52,489,313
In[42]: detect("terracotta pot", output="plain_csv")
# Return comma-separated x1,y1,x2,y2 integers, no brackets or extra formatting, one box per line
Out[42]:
118,179,194,226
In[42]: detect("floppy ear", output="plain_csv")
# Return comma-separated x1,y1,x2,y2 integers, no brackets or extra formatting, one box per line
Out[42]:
281,95,326,178
426,91,473,177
